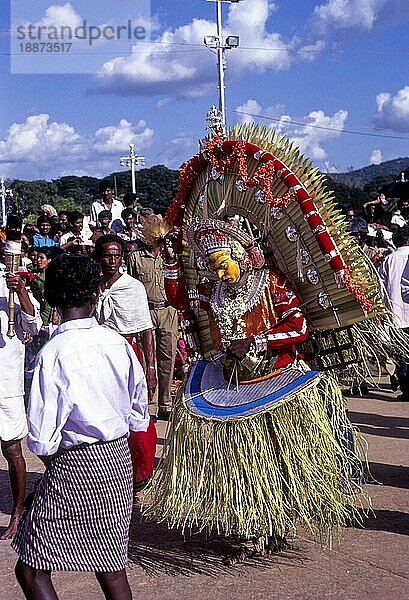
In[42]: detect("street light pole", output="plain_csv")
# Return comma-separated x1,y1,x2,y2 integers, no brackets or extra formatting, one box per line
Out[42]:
216,0,226,125
119,144,145,194
204,0,242,130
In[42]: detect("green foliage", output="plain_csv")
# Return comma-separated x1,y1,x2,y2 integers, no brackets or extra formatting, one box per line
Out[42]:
9,165,179,218
11,179,59,215
363,174,396,195
333,157,409,189
110,165,179,214
53,176,100,207
324,176,367,211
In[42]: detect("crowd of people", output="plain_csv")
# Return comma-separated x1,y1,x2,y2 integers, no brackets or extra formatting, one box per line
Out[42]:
0,183,182,416
344,193,409,399
345,192,409,265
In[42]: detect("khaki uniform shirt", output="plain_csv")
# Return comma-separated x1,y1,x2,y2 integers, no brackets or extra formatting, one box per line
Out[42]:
127,248,166,303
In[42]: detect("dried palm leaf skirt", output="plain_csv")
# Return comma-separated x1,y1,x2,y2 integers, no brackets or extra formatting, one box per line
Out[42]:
146,364,368,545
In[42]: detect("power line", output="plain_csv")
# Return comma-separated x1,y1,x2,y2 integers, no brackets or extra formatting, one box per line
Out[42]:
232,110,409,141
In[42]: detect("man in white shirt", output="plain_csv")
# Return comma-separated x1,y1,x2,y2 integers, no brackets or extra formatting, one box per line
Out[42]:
0,271,41,540
13,253,147,600
391,199,409,229
89,182,125,234
379,225,409,400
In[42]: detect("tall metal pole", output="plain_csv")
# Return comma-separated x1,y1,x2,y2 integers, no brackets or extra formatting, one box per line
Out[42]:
119,145,145,194
1,179,6,227
130,144,136,194
216,1,226,127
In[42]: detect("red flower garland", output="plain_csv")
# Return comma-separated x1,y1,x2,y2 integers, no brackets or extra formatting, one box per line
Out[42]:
343,267,373,313
202,136,294,208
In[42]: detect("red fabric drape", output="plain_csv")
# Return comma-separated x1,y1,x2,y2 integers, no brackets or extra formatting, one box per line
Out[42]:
128,418,158,483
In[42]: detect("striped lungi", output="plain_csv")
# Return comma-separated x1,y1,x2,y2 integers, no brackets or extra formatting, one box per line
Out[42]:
12,436,132,572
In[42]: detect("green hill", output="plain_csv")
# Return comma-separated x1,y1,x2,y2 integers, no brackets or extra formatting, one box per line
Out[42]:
331,157,409,189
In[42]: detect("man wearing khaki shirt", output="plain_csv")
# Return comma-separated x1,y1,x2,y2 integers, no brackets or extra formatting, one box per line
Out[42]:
127,215,178,420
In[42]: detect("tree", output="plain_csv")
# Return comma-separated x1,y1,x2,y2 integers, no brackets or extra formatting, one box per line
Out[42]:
324,176,366,211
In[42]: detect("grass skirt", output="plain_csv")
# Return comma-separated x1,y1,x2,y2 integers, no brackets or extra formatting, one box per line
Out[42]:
146,373,368,544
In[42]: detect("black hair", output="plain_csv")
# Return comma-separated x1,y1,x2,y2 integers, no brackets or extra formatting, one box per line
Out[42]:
58,210,68,217
44,254,101,309
94,234,124,260
68,210,84,224
393,225,409,248
99,180,114,193
37,215,52,226
35,246,63,260
98,210,112,221
121,207,137,220
348,217,368,234
122,192,138,207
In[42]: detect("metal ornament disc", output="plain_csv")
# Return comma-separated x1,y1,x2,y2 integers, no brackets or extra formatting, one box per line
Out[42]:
271,207,284,220
235,179,248,192
306,268,319,285
317,292,330,308
285,226,299,242
211,166,223,181
255,189,265,203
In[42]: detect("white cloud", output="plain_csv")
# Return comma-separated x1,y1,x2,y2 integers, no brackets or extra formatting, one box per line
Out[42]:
93,118,153,154
297,40,326,62
235,99,262,123
34,2,83,30
93,0,409,98
234,99,348,162
14,2,153,50
311,0,409,36
290,109,348,160
373,85,409,132
95,0,296,97
0,114,154,179
235,99,289,130
0,114,82,163
370,149,383,164
313,0,383,32
156,98,172,109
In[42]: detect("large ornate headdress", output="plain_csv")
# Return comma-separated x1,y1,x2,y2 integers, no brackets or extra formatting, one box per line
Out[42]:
164,121,403,367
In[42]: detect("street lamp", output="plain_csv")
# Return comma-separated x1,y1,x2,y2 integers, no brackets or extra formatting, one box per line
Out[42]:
119,144,145,194
204,0,243,129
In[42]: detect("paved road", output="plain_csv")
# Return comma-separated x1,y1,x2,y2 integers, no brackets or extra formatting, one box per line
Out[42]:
1,381,408,599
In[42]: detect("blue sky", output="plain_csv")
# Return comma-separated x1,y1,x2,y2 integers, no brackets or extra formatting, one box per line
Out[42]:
1,0,409,181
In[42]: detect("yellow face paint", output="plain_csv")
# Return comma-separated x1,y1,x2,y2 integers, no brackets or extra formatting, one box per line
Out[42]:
207,250,241,284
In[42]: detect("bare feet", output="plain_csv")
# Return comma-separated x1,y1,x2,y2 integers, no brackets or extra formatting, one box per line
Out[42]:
0,505,25,540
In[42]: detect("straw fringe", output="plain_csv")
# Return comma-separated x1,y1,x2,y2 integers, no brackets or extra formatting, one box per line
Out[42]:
145,375,368,545
346,316,409,383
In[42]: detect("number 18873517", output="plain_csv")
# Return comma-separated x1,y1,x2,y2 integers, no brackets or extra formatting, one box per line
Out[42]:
19,42,72,53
